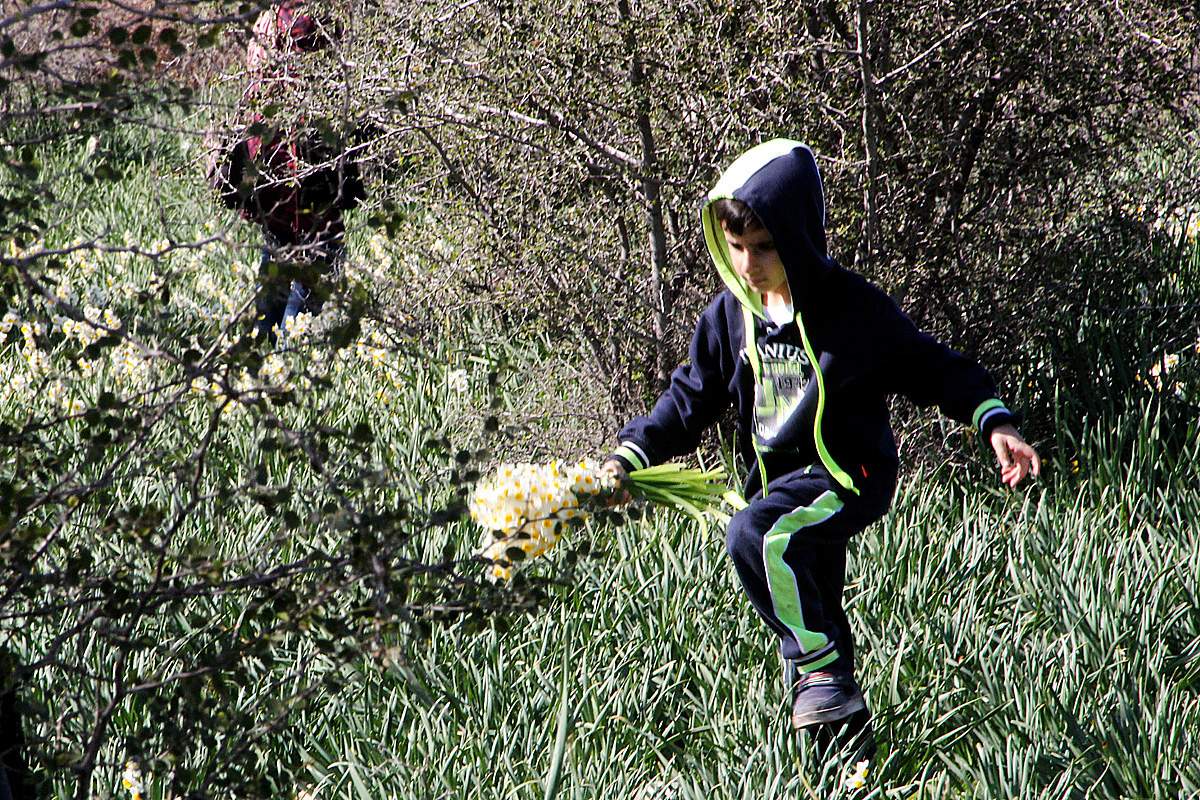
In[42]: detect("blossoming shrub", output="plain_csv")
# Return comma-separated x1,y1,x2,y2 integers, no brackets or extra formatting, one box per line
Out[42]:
0,111,529,800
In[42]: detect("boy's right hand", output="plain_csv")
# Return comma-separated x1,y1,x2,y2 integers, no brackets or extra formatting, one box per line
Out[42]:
600,459,632,506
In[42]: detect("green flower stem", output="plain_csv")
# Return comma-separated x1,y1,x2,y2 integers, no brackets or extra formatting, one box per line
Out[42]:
622,464,742,523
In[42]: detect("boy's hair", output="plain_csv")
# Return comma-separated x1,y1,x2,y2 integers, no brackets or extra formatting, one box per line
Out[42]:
711,197,764,235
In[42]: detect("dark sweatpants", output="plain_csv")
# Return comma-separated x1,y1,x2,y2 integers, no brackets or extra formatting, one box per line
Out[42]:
726,466,892,674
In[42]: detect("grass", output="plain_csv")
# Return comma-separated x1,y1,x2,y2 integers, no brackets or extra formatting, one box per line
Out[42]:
3,108,1200,799
280,410,1200,799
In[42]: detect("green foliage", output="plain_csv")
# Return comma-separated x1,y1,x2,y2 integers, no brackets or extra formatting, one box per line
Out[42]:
3,1,1200,798
335,0,1199,454
0,41,547,797
181,402,1199,799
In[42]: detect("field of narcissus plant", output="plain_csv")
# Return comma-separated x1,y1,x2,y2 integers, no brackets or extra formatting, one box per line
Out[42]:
4,115,1200,800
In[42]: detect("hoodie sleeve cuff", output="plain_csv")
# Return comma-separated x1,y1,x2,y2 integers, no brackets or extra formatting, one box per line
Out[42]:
972,399,1016,441
610,441,650,472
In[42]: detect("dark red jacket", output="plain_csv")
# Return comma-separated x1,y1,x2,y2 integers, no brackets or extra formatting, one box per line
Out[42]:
235,1,363,244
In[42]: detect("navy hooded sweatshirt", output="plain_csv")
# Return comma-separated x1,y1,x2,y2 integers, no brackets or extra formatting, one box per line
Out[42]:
611,139,1014,500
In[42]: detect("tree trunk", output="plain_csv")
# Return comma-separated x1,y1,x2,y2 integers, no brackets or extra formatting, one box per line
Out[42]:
617,0,671,389
0,663,31,800
856,0,881,271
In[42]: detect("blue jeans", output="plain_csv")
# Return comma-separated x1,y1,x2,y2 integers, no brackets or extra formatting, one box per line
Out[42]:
254,235,339,342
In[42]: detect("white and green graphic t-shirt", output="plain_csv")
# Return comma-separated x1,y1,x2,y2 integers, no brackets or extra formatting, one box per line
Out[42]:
744,309,812,448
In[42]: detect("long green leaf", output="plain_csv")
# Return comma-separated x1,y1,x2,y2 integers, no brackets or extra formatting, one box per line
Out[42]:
543,639,572,800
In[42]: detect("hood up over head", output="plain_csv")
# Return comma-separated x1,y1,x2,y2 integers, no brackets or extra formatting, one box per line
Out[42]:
701,139,833,319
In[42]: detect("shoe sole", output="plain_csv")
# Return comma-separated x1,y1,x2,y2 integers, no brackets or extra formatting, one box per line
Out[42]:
791,694,866,729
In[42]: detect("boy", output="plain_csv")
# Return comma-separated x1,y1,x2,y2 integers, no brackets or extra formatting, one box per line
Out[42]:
603,140,1039,749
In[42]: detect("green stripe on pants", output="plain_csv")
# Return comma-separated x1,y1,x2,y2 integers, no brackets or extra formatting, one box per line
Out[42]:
762,490,845,658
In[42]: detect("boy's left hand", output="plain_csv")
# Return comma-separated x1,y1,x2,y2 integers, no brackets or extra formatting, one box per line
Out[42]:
989,424,1041,488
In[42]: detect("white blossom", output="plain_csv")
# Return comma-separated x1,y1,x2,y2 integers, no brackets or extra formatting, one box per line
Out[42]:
470,459,612,580
844,759,869,791
121,759,145,800
446,369,468,394
1,311,19,337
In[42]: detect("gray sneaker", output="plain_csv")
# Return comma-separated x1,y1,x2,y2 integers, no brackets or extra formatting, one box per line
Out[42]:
789,668,866,729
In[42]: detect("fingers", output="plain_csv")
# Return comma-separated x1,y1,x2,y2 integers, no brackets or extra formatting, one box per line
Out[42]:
1010,441,1040,483
989,427,1044,488
999,440,1042,488
599,459,631,506
600,459,627,483
1003,462,1026,488
991,437,1013,470
1001,462,1022,488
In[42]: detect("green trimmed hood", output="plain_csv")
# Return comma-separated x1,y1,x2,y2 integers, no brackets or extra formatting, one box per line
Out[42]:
701,139,836,319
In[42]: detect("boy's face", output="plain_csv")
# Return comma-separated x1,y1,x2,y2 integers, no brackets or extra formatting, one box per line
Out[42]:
721,220,789,298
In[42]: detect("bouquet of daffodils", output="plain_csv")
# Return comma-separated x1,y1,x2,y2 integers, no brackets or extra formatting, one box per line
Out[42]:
469,458,743,581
